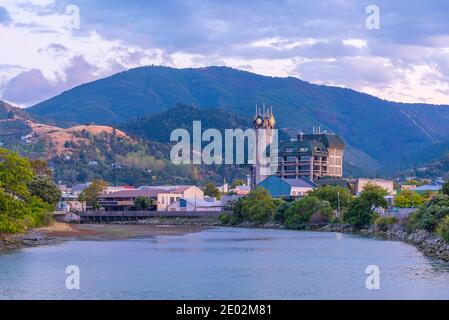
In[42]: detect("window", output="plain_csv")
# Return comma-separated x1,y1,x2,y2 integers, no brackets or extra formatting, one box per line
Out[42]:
300,156,311,161
285,147,294,152
299,147,308,152
286,156,296,162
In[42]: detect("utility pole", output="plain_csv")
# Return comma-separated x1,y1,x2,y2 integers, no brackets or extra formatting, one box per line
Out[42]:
337,191,341,216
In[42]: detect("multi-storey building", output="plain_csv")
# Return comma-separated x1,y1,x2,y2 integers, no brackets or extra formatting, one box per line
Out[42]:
276,129,345,180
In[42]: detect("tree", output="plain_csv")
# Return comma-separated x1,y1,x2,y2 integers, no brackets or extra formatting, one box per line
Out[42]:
28,175,62,207
442,181,449,196
30,159,53,177
309,186,353,211
204,182,219,198
232,187,276,223
78,180,108,209
344,197,375,229
0,148,34,199
0,149,53,233
284,196,333,228
231,179,245,189
394,190,423,208
359,183,388,208
134,196,153,210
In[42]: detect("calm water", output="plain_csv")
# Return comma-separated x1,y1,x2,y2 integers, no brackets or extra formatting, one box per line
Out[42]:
1,227,449,300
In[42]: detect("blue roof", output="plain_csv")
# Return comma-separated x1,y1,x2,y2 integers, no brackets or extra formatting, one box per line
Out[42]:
283,177,317,188
410,185,442,191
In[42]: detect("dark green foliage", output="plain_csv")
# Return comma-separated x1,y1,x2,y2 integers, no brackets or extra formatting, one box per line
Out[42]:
374,216,398,232
0,148,54,233
231,187,276,224
436,216,449,243
344,198,375,229
309,186,353,210
407,194,449,232
283,196,333,228
203,183,219,198
134,196,153,210
359,183,388,208
442,181,449,196
28,175,62,206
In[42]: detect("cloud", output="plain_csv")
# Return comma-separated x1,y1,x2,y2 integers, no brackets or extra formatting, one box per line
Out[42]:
0,6,11,24
2,55,98,105
1,0,449,105
2,68,56,104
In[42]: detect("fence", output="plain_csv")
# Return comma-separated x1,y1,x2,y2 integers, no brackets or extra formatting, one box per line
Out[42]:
78,210,226,223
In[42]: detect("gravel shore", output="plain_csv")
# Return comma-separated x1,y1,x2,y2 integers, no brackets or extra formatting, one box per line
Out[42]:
0,222,207,253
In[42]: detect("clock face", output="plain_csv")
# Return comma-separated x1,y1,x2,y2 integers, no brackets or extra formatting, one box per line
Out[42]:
269,115,276,127
254,116,263,127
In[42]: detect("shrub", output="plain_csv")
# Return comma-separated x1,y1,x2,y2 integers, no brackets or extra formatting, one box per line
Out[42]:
284,197,332,229
374,215,398,232
273,201,290,222
436,216,449,243
344,198,375,229
309,211,330,224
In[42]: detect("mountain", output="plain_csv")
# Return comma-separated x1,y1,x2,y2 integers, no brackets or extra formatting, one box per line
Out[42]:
0,101,249,186
26,66,449,174
120,103,290,142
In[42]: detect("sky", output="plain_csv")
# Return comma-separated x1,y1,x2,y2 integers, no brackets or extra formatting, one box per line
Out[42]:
1,0,449,107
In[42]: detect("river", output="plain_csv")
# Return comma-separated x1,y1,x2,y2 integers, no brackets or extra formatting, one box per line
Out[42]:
1,227,449,299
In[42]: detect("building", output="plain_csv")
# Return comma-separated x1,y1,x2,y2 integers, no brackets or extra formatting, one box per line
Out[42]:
314,178,351,190
97,185,205,211
229,185,251,195
257,175,317,198
277,128,345,180
251,105,277,188
97,189,160,211
166,198,223,212
348,178,395,196
57,192,86,212
409,185,442,194
156,186,204,211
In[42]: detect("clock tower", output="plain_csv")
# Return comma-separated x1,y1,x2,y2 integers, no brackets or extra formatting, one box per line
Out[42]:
251,104,277,189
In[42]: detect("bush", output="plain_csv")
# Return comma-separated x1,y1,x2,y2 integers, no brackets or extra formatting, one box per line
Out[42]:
436,216,449,243
344,198,376,229
284,197,332,229
230,187,276,224
273,201,290,222
374,215,398,232
309,211,330,224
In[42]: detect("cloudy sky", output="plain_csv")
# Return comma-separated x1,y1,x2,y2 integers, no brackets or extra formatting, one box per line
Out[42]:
1,0,449,107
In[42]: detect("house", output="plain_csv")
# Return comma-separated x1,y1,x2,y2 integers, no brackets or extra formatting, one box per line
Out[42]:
257,175,317,198
409,185,442,194
229,185,251,195
166,197,223,212
97,189,160,211
348,178,395,196
57,192,86,212
157,186,204,211
97,185,204,211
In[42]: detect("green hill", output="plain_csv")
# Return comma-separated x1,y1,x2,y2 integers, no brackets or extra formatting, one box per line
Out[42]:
26,66,449,173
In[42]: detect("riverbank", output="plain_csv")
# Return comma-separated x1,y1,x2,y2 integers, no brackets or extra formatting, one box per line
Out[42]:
226,220,449,262
0,222,207,253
